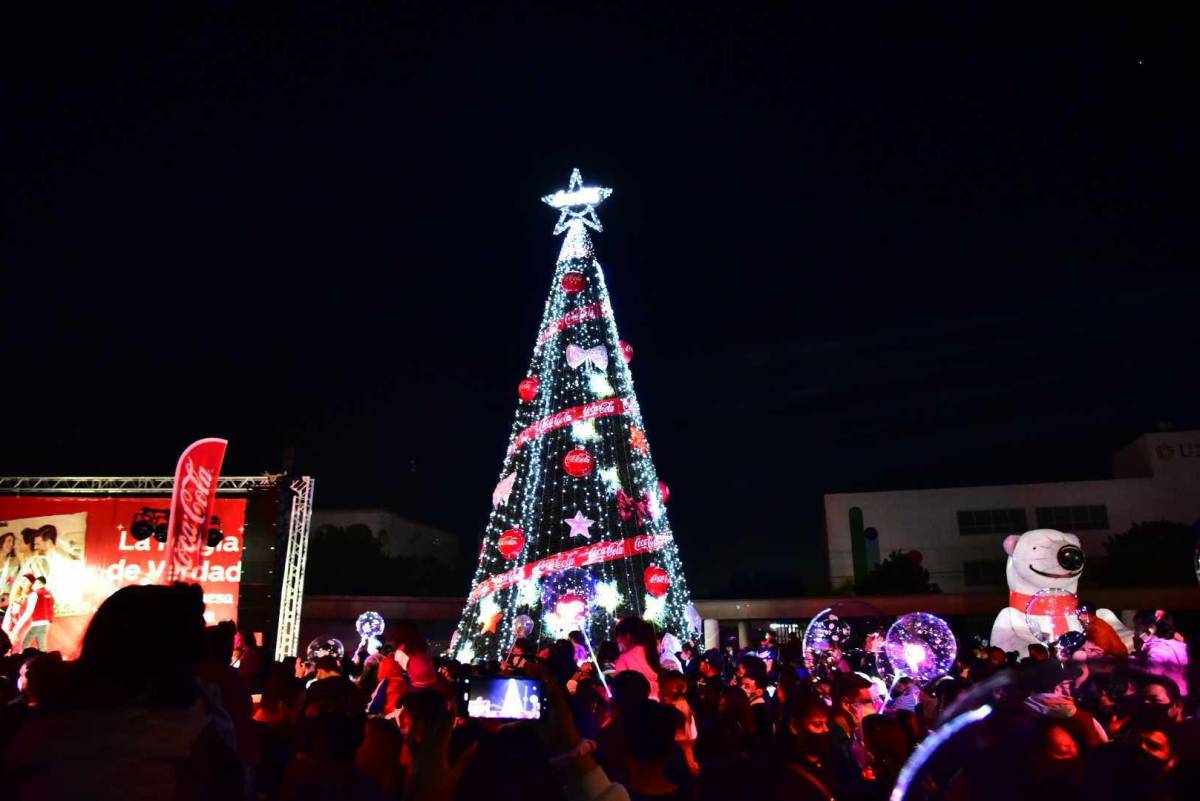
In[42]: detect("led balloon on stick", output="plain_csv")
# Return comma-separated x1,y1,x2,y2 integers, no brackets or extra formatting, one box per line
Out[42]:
884,613,956,683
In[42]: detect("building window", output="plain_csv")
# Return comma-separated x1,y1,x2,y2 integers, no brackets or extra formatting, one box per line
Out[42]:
963,559,1007,587
957,508,1027,536
1035,505,1109,531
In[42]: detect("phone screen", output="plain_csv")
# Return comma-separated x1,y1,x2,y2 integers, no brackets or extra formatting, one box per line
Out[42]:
462,676,544,720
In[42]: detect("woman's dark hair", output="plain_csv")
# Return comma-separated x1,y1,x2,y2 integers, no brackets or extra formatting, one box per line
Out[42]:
0,531,16,556
720,684,755,734
598,640,620,665
625,701,683,763
204,620,236,663
75,582,206,708
547,639,578,685
785,693,831,726
614,617,657,664
1133,609,1177,640
610,670,651,711
260,662,304,713
391,619,427,653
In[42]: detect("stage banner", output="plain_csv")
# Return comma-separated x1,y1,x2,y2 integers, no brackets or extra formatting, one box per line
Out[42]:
165,438,228,583
0,495,246,656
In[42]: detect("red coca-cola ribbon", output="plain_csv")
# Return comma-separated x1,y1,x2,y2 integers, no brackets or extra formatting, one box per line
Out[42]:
469,532,672,603
507,397,637,456
536,302,608,346
617,489,651,526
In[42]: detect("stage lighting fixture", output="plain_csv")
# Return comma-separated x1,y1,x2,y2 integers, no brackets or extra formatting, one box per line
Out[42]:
130,510,154,541
152,510,170,543
206,516,224,548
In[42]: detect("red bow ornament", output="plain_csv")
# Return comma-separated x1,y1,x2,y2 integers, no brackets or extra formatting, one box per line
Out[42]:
617,489,653,526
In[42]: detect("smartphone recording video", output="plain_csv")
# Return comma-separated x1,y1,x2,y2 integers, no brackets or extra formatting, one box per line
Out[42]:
462,676,544,720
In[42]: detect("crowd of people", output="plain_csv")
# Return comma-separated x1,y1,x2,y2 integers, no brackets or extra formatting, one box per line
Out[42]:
0,584,1195,800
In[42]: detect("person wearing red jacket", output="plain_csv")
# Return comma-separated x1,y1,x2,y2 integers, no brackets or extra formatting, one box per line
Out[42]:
21,575,54,651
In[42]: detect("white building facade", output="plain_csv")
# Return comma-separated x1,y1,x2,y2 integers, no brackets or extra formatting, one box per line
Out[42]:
824,431,1200,593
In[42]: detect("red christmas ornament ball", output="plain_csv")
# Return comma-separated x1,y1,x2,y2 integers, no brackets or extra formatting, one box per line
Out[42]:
906,550,923,565
497,528,525,559
517,377,540,401
562,272,587,294
644,565,671,597
555,594,588,623
619,340,634,363
657,481,670,505
563,448,595,477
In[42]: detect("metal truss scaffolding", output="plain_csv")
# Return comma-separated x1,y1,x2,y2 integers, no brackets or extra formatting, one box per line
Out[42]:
2,473,316,661
0,475,281,494
275,476,315,661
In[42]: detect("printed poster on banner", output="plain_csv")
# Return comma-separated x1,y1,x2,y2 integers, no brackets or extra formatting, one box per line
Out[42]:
0,496,247,655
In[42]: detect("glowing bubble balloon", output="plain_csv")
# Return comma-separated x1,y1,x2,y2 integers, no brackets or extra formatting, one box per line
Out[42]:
356,611,385,639
512,614,535,639
802,608,853,673
1023,588,1082,645
884,613,956,682
1056,630,1086,656
541,568,596,638
306,637,345,663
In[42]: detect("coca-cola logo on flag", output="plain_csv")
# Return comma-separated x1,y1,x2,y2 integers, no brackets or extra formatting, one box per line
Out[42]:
165,438,228,582
644,565,671,597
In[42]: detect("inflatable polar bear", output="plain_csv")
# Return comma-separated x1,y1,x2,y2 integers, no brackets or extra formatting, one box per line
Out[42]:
989,528,1133,654
990,528,1087,654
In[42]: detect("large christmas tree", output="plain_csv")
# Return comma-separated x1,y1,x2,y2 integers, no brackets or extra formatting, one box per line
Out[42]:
450,169,697,664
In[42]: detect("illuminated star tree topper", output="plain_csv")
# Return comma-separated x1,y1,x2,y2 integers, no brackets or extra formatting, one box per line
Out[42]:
542,168,613,234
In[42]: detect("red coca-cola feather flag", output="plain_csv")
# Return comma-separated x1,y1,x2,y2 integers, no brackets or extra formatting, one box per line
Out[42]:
164,438,228,583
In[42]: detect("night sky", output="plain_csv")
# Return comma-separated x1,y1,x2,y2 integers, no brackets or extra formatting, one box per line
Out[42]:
3,5,1192,595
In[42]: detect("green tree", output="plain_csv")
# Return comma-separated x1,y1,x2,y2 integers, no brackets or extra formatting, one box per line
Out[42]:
855,549,941,595
305,524,463,595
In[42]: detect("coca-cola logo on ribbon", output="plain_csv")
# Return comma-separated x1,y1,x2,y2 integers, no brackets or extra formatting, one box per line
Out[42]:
497,528,525,560
508,397,632,456
644,565,671,597
469,532,673,602
563,448,595,477
537,302,608,346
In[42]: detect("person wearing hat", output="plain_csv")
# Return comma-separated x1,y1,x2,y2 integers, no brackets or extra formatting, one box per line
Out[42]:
367,650,410,715
404,651,439,691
